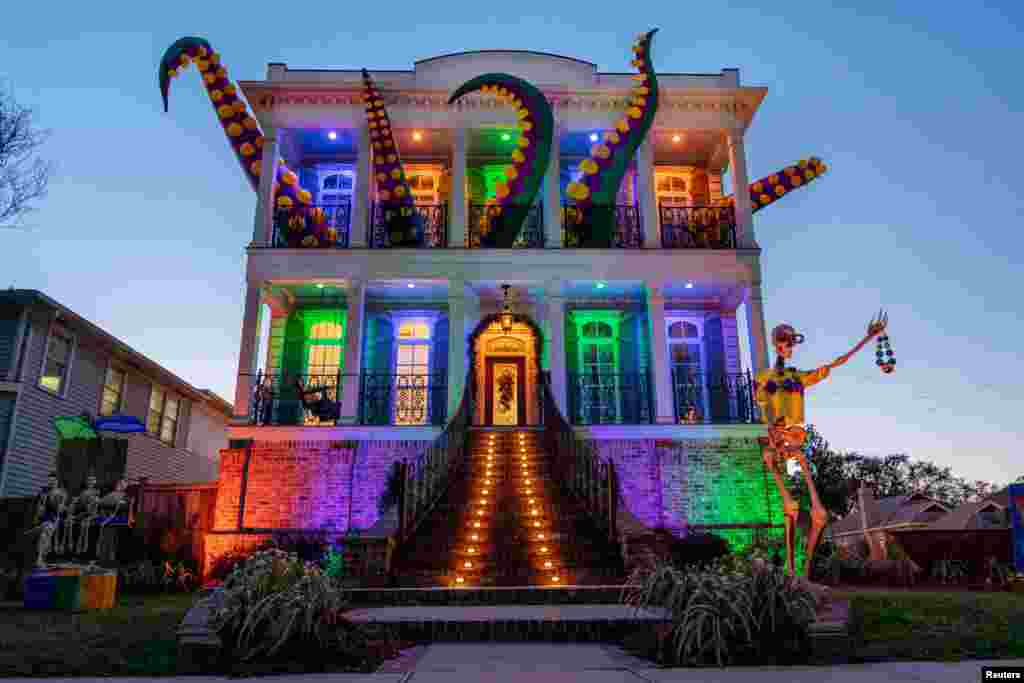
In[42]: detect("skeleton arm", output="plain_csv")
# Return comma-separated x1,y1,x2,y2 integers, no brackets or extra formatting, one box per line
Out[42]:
825,310,887,371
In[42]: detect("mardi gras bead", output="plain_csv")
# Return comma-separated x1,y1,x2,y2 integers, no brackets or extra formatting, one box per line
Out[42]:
240,143,255,157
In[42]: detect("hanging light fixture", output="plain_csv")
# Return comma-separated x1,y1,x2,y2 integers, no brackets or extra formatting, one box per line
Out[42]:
500,284,514,335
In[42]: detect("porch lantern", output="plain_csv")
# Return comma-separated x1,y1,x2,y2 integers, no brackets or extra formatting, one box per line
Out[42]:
500,284,514,334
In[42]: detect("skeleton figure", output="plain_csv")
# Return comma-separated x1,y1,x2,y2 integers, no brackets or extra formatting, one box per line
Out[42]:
30,472,68,568
755,311,888,576
95,479,131,564
71,474,103,556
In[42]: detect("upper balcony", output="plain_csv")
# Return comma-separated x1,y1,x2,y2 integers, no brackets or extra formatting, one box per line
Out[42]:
260,125,742,251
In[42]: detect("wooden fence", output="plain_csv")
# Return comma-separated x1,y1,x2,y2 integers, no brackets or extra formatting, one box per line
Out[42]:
131,479,218,576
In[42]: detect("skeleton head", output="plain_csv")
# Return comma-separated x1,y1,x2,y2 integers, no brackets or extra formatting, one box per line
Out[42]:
771,324,805,361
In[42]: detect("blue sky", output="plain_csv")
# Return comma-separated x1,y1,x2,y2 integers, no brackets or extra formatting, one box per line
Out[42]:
2,1,1021,485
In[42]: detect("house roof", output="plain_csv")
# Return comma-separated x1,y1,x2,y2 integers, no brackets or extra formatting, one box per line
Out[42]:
831,491,948,536
928,488,1010,530
0,289,233,417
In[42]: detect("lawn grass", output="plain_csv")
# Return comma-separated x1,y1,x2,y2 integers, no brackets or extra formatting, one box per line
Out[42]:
0,591,196,676
838,588,1024,662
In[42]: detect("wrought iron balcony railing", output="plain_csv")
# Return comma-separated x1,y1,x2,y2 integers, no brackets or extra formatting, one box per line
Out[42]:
561,204,643,248
272,204,352,248
467,203,545,248
671,369,759,424
249,371,448,427
566,371,654,425
659,205,737,249
369,202,448,248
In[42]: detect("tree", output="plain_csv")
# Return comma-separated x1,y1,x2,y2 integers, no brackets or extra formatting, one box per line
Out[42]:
0,83,52,228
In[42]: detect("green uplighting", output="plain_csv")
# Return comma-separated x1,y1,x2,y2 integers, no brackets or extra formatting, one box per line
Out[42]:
595,282,606,289
501,132,511,141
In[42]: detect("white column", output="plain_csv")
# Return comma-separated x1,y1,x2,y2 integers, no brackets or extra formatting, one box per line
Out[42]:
350,124,371,248
727,130,755,248
233,284,264,422
545,281,568,415
544,120,562,248
743,283,770,374
254,131,279,246
339,280,366,423
447,279,468,418
637,136,659,249
448,127,467,248
645,282,675,424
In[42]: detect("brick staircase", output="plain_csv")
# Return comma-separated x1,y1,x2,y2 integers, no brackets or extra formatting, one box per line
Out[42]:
390,428,625,588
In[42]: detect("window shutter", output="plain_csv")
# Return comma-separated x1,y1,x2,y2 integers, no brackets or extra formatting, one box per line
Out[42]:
704,316,729,421
430,316,450,424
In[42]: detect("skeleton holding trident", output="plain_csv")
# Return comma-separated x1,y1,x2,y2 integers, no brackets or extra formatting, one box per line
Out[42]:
755,310,888,576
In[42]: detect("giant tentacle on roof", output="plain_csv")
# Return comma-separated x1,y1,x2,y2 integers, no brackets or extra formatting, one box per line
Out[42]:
159,37,337,248
565,29,659,247
449,75,554,248
361,70,423,247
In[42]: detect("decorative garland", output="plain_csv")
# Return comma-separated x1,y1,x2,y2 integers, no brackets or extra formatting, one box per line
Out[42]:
565,29,659,247
876,334,896,374
448,75,554,248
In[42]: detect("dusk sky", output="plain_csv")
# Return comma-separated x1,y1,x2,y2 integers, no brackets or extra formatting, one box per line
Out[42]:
2,1,1021,486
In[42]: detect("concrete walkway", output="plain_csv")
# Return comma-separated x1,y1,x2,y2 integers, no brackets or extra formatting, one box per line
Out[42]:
5,644,1021,682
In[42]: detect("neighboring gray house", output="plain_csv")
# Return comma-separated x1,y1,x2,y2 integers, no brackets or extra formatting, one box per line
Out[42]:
830,488,949,559
0,289,232,497
928,488,1010,531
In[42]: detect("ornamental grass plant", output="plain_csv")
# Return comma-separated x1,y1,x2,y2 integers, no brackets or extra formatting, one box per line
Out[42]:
211,548,398,673
623,557,817,667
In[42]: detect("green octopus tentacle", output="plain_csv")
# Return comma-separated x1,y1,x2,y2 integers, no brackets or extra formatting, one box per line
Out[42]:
361,70,423,247
449,75,554,248
566,29,659,247
159,37,336,248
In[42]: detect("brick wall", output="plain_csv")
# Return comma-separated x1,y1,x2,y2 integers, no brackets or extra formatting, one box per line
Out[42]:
589,436,782,552
210,438,434,534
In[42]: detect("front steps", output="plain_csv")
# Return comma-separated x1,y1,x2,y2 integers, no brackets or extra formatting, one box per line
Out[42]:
390,429,625,588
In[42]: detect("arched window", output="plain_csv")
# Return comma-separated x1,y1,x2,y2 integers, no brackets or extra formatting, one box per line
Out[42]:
668,321,698,339
398,321,430,340
582,321,613,338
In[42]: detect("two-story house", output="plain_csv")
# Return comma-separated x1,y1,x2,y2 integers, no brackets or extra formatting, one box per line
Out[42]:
159,33,828,583
0,289,232,497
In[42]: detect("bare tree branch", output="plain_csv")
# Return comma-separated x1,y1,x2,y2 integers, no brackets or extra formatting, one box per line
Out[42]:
0,82,53,228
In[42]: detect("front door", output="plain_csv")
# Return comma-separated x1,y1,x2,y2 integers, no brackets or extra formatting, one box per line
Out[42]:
485,356,526,426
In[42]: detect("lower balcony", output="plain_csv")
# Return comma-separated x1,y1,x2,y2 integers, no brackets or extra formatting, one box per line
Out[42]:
567,372,654,425
659,205,737,249
250,372,448,427
671,370,759,424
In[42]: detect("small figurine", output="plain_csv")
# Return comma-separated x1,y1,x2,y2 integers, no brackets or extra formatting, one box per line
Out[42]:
755,310,888,576
28,472,68,568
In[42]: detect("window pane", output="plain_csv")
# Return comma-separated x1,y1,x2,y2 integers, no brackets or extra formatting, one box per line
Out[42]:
339,175,353,190
583,345,597,362
147,387,164,435
323,175,338,190
656,177,669,192
598,348,613,363
161,417,176,444
671,177,686,192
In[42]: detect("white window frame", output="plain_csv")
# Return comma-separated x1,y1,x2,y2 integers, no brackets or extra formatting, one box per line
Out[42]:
147,384,180,446
389,311,440,425
665,315,709,423
99,363,126,416
37,319,75,398
316,165,355,207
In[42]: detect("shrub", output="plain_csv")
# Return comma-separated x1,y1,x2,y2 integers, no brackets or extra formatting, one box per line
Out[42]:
259,532,329,564
211,549,395,673
623,559,817,666
207,549,253,581
665,531,731,570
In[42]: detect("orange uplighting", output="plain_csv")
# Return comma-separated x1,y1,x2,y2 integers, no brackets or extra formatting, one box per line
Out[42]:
468,547,477,553
464,561,472,568
482,489,489,495
485,479,491,485
533,522,541,527
672,134,681,143
471,534,479,541
540,546,548,552
413,131,423,141
474,522,481,527
456,576,465,584
477,510,485,516
551,576,560,582
537,533,546,540
544,561,552,568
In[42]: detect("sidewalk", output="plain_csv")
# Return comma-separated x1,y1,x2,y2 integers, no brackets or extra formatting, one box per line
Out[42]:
6,644,1021,682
